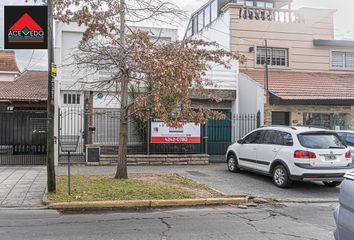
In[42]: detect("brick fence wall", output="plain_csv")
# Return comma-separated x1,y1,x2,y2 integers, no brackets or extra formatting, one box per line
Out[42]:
96,154,209,166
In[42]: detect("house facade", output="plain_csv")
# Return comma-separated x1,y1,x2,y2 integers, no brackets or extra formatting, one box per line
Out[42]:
53,20,246,164
53,21,180,164
186,0,354,130
0,51,48,165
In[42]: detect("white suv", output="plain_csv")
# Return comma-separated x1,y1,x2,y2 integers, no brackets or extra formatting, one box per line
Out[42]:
226,126,354,188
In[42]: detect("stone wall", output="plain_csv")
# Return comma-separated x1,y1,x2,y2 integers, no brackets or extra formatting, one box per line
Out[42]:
98,154,209,166
264,103,354,129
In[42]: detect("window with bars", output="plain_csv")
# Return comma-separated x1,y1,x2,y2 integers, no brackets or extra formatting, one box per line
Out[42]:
63,93,81,105
332,51,354,68
257,47,289,67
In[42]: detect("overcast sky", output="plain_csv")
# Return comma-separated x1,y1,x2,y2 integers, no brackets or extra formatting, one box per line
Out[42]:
0,0,353,71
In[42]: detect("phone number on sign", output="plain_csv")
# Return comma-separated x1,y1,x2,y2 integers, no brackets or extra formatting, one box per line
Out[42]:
151,137,201,143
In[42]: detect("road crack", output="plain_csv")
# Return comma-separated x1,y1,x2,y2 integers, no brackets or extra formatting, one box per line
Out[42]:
226,210,321,240
159,217,172,240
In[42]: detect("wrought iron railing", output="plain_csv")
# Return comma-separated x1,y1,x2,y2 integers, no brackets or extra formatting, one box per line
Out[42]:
239,7,303,23
58,107,261,162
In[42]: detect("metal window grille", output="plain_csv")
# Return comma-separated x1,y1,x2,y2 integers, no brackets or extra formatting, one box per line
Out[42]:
332,51,354,68
257,47,289,67
346,52,354,68
332,52,346,68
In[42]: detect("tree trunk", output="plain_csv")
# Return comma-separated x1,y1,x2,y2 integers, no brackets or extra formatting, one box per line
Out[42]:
115,73,129,179
115,0,128,179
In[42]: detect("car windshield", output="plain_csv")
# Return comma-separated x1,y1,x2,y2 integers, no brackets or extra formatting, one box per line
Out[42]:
297,132,346,149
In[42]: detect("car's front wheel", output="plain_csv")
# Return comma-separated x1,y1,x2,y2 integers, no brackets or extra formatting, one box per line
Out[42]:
273,165,292,188
227,154,240,173
323,181,342,187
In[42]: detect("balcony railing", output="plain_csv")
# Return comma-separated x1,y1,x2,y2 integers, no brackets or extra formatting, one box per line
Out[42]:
239,7,303,23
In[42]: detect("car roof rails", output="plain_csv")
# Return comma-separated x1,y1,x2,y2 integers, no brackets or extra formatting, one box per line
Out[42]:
295,125,329,130
260,125,297,130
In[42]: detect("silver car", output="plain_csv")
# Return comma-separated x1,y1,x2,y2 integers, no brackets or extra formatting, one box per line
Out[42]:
334,172,354,240
337,131,354,163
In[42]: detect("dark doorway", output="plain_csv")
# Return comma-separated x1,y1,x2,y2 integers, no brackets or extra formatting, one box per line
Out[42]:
272,111,290,126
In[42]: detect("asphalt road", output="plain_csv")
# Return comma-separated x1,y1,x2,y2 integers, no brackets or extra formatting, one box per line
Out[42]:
0,203,336,240
57,164,341,202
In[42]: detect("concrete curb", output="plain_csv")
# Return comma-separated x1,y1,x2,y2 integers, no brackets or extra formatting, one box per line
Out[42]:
42,188,50,206
48,197,249,210
276,198,339,204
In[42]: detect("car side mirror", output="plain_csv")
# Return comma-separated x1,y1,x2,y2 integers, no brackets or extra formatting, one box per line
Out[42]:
237,139,243,144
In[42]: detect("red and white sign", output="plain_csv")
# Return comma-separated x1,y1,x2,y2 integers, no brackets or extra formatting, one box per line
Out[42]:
151,121,201,143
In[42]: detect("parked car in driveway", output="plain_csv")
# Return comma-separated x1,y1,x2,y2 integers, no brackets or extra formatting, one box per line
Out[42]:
334,172,354,240
226,126,354,188
337,131,354,163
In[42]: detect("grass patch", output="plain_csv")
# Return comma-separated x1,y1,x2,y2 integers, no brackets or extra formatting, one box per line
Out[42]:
48,173,223,202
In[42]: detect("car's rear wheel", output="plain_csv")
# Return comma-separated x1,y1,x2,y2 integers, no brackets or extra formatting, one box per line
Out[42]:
273,165,292,188
227,154,240,173
323,181,342,187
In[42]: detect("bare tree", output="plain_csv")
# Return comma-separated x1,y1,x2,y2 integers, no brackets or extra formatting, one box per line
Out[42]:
53,0,242,179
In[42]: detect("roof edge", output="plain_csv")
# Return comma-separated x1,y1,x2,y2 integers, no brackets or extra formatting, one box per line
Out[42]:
314,39,354,47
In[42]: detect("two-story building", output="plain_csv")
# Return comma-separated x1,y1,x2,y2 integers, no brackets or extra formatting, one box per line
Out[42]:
186,0,354,130
53,21,184,164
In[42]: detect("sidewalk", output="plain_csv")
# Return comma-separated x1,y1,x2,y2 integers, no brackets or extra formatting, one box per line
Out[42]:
0,167,46,208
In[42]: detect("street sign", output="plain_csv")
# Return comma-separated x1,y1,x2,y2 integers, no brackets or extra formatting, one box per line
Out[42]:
4,6,48,49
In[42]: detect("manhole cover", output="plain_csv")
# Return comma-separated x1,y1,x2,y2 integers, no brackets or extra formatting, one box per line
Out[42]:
186,171,209,177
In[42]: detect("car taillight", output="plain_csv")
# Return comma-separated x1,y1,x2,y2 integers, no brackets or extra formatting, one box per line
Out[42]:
345,151,351,159
294,150,317,159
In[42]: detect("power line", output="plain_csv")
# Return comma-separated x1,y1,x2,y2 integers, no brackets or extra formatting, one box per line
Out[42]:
23,50,35,72
28,52,47,69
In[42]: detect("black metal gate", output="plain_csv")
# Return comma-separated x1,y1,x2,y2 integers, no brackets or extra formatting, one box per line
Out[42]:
0,110,47,165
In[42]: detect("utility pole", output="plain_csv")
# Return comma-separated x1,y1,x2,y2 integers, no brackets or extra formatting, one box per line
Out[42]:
47,0,56,192
264,39,269,103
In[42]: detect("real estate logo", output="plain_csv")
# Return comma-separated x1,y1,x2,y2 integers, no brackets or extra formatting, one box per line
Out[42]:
4,6,48,49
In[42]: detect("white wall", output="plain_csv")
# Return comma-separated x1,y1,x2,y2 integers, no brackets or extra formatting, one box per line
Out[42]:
0,72,18,81
204,60,238,90
56,21,179,93
193,11,231,51
130,26,178,42
192,11,239,90
238,73,264,124
93,92,120,109
191,11,239,116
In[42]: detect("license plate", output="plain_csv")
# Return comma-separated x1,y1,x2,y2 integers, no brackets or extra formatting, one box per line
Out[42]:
325,155,337,161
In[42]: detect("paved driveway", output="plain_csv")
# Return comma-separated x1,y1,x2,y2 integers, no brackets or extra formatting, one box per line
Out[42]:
57,164,341,202
0,167,46,208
